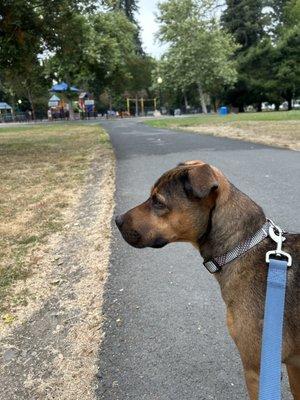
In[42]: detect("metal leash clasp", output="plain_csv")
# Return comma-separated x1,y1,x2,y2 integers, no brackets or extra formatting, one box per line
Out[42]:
266,220,292,266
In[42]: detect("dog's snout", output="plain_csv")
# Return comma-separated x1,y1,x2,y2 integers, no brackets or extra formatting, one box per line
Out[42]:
115,214,124,229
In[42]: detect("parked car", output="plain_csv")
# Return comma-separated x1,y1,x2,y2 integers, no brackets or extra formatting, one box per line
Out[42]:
262,102,275,111
293,99,300,109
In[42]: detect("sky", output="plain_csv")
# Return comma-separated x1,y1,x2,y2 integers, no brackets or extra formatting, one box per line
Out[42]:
137,0,167,58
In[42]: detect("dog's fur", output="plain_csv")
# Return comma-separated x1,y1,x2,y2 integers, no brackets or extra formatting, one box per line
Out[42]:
115,160,300,399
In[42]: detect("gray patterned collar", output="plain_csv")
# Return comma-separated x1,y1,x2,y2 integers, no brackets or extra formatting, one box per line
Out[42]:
203,220,273,273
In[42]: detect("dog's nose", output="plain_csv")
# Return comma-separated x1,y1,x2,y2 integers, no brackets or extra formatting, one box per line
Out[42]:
115,214,124,229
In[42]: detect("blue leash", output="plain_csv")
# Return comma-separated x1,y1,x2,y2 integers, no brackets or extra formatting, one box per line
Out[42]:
259,258,288,400
259,223,292,400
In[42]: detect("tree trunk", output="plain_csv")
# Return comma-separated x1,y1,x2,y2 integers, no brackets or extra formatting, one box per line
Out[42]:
27,88,36,120
197,83,207,114
68,101,75,120
183,91,189,110
135,94,139,116
10,94,16,117
212,97,218,113
286,89,293,110
257,103,262,112
274,103,280,111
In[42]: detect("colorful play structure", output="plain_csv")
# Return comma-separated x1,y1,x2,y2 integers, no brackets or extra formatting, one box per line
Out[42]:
0,102,12,121
126,97,158,116
48,82,95,119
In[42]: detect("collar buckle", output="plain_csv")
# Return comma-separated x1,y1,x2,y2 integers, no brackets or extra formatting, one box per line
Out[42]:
266,222,292,267
203,260,221,274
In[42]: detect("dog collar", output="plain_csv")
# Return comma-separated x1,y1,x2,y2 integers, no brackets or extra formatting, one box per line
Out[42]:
203,220,273,273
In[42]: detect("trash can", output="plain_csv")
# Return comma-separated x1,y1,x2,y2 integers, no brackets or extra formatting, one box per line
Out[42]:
219,106,228,116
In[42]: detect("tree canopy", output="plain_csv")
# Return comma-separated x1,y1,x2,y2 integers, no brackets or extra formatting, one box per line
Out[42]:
0,0,153,114
157,0,238,113
0,0,299,115
220,0,300,110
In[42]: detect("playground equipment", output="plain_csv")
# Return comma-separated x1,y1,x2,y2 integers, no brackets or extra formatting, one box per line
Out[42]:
126,97,158,116
0,102,13,122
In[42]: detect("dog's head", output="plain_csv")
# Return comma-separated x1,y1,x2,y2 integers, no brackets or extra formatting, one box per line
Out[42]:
115,161,222,249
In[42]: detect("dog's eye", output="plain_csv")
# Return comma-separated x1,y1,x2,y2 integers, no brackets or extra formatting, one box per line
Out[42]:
152,196,166,210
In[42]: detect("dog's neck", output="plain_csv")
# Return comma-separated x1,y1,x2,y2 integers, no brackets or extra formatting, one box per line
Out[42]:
198,182,266,262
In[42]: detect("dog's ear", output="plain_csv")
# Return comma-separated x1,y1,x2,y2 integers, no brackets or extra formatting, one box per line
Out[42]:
182,164,219,199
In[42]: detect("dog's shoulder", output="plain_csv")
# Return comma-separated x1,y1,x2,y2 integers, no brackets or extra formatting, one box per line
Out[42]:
285,233,300,262
284,233,300,295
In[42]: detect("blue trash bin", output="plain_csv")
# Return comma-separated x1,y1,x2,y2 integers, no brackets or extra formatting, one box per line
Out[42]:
219,106,228,116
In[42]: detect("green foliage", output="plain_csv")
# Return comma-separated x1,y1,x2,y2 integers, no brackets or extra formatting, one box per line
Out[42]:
109,0,139,22
220,0,300,110
156,0,238,112
275,24,300,106
221,0,266,50
0,0,152,113
0,0,94,112
105,0,144,54
284,0,300,25
44,13,91,85
126,55,156,95
1,0,299,113
45,10,138,95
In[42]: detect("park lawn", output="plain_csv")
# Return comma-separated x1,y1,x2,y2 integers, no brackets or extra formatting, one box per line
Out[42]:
0,123,110,317
144,111,300,150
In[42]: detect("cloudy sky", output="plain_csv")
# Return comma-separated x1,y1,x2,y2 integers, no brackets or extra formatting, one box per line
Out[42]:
137,0,167,58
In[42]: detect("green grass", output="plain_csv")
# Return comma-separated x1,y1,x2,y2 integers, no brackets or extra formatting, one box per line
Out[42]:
144,110,300,129
0,123,110,317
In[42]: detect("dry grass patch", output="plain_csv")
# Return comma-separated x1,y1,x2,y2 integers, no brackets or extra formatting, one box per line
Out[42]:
0,123,110,317
144,111,300,150
183,120,300,150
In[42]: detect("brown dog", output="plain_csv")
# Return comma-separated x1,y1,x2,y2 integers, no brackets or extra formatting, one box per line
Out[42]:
115,160,300,399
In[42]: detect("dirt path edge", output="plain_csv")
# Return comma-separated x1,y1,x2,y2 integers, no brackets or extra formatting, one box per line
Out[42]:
0,145,115,400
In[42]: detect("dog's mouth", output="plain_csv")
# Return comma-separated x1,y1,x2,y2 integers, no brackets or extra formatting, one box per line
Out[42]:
117,228,169,249
149,237,169,248
118,229,144,248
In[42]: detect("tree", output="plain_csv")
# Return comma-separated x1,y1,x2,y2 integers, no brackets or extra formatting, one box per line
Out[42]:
157,0,238,113
0,0,49,116
108,0,144,54
47,9,141,101
284,0,300,26
236,39,281,110
266,0,296,36
0,0,145,113
221,0,269,110
275,24,300,109
221,0,266,50
110,0,139,21
126,55,156,94
0,0,94,116
268,0,300,109
221,0,300,110
44,13,91,86
89,11,138,97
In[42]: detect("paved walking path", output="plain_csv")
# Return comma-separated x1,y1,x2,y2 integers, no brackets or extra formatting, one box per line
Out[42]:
98,118,299,400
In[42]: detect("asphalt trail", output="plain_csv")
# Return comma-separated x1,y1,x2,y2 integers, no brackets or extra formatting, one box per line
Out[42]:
97,118,300,400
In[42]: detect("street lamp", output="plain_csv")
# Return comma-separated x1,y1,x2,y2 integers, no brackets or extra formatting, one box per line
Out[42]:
157,77,163,113
16,99,22,115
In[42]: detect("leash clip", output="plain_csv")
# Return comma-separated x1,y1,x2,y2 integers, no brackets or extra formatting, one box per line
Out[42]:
266,221,292,266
